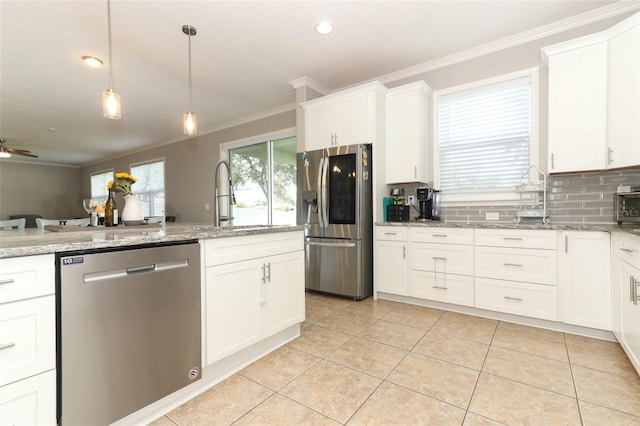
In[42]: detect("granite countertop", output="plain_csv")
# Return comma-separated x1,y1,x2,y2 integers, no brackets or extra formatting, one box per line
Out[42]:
0,223,307,259
375,220,640,234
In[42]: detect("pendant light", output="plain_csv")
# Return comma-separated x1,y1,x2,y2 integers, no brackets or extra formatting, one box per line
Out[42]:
183,25,197,136
103,0,121,119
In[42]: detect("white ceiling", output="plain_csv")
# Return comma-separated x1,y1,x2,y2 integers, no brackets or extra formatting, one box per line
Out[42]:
0,0,634,166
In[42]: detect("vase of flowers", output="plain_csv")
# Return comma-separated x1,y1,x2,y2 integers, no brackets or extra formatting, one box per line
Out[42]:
108,172,144,225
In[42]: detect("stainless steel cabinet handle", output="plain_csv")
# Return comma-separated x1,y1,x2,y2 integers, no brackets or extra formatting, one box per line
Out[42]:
631,276,635,303
432,286,447,290
551,153,554,169
503,263,523,268
0,278,15,285
564,235,568,253
504,296,524,302
261,264,266,283
334,134,338,146
621,248,635,254
265,262,271,282
414,166,417,178
432,257,447,261
403,245,406,259
635,277,639,306
432,234,448,238
0,342,16,350
608,147,614,164
503,237,523,241
383,232,397,236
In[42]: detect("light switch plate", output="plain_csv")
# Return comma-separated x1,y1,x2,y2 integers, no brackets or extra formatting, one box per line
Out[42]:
486,212,499,220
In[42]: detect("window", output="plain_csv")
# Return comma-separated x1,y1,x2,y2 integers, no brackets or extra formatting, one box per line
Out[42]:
224,130,296,226
131,160,165,217
434,68,538,204
90,170,113,203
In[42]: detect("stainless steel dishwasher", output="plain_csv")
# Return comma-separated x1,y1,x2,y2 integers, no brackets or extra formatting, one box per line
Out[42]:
55,241,202,426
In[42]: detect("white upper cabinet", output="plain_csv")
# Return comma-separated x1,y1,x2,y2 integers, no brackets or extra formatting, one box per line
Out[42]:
544,33,608,173
385,81,430,184
607,12,640,169
302,81,386,151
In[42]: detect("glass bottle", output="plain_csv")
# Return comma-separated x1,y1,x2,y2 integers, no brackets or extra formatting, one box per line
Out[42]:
105,188,118,227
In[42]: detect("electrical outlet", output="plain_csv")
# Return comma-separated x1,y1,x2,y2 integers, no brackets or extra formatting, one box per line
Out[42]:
205,203,210,211
407,195,415,205
486,212,499,221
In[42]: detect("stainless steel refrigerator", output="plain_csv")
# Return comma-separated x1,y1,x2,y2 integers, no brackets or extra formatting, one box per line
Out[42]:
297,143,372,300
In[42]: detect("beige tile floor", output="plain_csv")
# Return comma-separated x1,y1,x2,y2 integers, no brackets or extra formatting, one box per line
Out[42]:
151,292,640,425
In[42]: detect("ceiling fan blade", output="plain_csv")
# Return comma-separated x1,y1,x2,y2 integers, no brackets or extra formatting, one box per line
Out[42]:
8,149,38,158
7,148,33,153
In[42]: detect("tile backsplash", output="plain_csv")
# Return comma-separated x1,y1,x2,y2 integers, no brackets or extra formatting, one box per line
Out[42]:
389,170,640,225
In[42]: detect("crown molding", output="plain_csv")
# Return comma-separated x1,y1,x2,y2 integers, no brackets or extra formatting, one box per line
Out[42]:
288,76,331,95
376,1,640,85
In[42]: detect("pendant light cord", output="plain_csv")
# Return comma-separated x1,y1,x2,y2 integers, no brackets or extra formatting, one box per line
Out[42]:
107,0,114,91
187,29,192,113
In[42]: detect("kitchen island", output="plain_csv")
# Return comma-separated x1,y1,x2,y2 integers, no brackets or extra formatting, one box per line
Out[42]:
0,223,306,426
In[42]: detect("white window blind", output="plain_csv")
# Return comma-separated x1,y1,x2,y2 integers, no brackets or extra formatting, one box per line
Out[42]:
438,76,531,194
131,160,165,217
90,170,113,202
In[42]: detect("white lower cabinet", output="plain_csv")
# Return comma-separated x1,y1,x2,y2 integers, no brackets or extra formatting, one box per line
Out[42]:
410,227,474,307
0,254,55,426
559,231,611,330
475,278,558,321
0,369,56,426
204,232,304,366
374,226,409,295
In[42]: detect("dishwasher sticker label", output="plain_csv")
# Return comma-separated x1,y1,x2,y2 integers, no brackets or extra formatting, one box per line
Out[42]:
62,257,84,265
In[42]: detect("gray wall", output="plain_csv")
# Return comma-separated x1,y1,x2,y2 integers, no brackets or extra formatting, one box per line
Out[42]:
0,161,82,220
79,110,295,223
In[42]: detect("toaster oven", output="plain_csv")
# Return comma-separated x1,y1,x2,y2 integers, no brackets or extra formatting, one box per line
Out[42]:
615,191,640,225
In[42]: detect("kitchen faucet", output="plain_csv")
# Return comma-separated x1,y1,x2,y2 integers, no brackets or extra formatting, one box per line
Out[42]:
214,159,237,227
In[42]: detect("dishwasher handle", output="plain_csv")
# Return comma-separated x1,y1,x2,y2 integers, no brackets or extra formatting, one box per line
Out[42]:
84,259,190,283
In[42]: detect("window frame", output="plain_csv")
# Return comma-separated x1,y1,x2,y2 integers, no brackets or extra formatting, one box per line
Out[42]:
220,127,296,226
130,158,166,217
90,169,114,203
433,67,540,206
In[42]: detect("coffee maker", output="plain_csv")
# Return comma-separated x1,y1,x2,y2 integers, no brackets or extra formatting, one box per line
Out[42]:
416,187,440,221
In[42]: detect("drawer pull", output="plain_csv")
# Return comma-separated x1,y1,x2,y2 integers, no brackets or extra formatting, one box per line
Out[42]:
432,257,447,261
0,342,16,350
504,296,524,302
503,263,523,268
503,237,523,241
620,248,635,254
432,234,448,237
432,286,447,290
383,232,397,236
0,278,15,285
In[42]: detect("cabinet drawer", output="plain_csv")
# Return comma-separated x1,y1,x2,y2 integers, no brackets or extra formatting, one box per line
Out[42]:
475,278,558,321
204,231,303,266
0,369,56,426
475,247,557,285
410,270,474,307
0,255,54,304
619,233,640,269
375,226,408,241
474,229,557,249
0,296,55,386
411,227,473,245
411,243,473,275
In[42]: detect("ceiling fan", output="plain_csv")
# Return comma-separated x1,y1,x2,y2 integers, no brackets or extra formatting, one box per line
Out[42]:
0,139,38,158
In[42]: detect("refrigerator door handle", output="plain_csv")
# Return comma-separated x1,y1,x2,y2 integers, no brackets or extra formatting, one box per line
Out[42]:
320,156,330,228
306,241,357,248
317,157,326,228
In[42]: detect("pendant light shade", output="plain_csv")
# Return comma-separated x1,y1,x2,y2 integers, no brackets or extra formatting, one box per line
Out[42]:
103,0,121,119
183,25,197,136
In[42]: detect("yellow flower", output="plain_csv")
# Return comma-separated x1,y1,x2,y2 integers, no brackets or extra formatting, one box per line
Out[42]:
107,172,137,195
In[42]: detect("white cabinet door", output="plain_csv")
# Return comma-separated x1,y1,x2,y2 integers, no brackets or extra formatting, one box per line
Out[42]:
611,232,623,339
304,101,335,151
375,240,408,296
559,231,611,330
545,36,608,173
607,13,640,169
0,369,56,426
262,251,305,336
385,82,429,184
205,260,262,365
335,91,371,147
621,260,640,370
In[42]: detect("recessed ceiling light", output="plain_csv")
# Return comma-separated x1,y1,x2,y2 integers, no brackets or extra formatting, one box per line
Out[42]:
82,55,104,68
315,22,333,35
